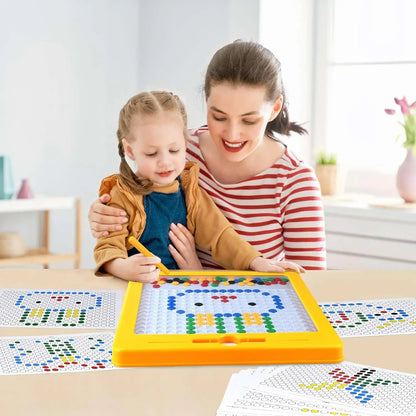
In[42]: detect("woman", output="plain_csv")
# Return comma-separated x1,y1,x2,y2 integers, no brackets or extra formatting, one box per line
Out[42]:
89,40,326,271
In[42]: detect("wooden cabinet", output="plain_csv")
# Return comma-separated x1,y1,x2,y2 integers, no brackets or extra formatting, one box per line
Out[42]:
0,197,81,268
323,196,416,270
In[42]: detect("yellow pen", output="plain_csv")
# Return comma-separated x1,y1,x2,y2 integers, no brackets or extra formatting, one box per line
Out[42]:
128,236,170,275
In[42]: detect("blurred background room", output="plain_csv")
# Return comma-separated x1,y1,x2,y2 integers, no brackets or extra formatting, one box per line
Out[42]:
1,0,415,270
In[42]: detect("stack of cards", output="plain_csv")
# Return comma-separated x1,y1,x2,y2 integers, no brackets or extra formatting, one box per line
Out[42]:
0,288,122,375
217,362,416,416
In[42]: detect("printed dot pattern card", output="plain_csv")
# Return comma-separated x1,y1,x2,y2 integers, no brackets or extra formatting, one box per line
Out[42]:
258,362,416,416
217,369,373,416
0,332,119,375
319,298,416,337
0,289,121,329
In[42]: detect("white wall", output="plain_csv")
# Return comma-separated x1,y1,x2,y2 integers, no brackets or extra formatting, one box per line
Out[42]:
0,0,141,268
137,0,260,128
259,0,314,163
0,0,262,269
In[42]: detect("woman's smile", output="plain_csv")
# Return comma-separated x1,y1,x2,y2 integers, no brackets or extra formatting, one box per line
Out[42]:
222,139,247,152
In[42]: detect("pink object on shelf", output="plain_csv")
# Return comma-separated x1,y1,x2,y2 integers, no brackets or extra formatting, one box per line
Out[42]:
16,179,34,199
396,149,416,203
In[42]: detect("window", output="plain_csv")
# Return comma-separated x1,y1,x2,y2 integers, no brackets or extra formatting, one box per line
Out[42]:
313,0,416,195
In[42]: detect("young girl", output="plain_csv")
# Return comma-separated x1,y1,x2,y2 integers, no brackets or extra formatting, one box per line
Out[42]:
94,91,304,282
90,41,326,271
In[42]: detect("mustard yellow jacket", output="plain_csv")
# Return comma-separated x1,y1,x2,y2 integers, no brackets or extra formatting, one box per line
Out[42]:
94,162,261,275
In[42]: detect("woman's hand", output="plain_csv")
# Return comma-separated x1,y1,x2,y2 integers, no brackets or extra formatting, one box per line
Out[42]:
88,194,128,238
249,257,306,274
103,255,161,283
168,223,202,270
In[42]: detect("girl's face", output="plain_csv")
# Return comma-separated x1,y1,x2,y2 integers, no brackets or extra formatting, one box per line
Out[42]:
206,82,280,163
123,111,187,187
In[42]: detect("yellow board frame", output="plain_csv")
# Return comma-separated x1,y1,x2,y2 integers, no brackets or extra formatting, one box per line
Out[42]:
112,270,343,367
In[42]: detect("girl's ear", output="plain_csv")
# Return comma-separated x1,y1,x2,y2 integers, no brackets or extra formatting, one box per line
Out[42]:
269,96,283,121
122,139,135,160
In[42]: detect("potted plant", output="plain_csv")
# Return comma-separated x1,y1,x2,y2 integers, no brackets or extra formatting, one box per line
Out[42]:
385,97,416,202
314,151,340,196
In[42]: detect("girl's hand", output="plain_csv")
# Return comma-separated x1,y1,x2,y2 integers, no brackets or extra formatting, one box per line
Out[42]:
103,255,161,283
249,257,306,274
88,194,128,238
168,223,202,270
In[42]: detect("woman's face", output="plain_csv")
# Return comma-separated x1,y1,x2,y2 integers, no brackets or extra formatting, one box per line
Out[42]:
206,82,277,163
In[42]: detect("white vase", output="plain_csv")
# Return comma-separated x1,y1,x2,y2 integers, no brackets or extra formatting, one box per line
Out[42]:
396,149,416,203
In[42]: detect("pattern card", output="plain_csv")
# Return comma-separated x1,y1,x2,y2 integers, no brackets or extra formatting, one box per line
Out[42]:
0,289,121,329
0,332,119,375
217,370,374,416
319,298,416,337
258,362,416,416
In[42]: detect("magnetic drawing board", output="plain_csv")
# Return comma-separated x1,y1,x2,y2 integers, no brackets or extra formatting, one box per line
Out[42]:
112,271,343,366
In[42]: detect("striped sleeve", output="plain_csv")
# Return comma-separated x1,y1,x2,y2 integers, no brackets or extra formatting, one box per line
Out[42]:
186,130,327,271
280,163,326,270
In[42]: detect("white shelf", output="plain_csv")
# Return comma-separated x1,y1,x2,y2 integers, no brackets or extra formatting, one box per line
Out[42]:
0,196,81,268
323,194,416,222
0,196,76,213
323,194,416,270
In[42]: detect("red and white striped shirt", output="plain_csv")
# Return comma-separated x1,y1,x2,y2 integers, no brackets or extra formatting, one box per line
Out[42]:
186,127,326,270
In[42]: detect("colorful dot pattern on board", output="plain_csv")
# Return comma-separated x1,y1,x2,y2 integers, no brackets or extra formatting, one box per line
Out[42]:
135,276,317,335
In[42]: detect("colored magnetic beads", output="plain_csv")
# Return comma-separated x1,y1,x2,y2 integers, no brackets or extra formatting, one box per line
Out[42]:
153,276,289,289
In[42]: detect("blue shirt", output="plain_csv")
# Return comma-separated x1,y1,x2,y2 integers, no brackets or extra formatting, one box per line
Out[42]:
127,181,187,269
